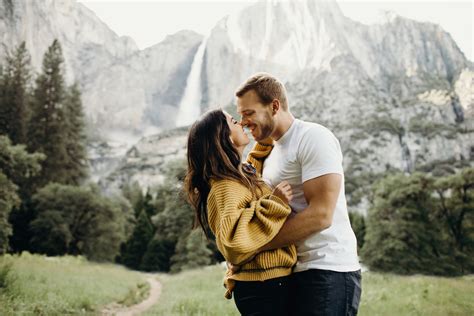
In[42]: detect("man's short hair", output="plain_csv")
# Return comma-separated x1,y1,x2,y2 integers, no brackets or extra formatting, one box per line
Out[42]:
235,73,289,111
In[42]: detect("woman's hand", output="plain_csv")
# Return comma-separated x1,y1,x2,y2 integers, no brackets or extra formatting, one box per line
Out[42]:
272,181,293,205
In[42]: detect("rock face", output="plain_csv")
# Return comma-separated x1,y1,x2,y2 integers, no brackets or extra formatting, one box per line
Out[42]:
0,0,203,134
202,0,470,108
82,30,202,133
200,0,473,211
1,0,472,211
98,127,189,195
0,0,138,83
1,0,202,187
111,0,473,212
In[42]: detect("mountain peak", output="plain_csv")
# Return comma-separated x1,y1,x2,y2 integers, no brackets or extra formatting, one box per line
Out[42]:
219,0,347,70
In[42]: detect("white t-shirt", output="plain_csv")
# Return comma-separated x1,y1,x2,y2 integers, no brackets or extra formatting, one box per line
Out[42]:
262,119,360,272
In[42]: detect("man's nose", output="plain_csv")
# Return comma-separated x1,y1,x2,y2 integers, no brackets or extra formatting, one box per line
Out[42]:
239,117,249,126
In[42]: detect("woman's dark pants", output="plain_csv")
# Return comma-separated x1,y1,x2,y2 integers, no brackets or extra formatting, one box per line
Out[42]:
233,275,291,316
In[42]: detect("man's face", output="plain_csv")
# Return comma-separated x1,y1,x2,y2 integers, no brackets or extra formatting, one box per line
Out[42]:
237,90,275,141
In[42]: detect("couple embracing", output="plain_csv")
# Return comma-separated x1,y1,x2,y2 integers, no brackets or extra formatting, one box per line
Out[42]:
184,73,361,316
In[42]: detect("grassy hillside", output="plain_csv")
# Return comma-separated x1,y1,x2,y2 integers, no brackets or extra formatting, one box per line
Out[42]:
145,265,238,316
1,255,473,316
147,265,474,316
0,252,149,316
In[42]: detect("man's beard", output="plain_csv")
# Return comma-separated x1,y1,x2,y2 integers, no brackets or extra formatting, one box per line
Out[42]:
256,112,275,141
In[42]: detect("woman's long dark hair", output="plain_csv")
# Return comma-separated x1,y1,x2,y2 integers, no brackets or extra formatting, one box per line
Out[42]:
184,109,263,237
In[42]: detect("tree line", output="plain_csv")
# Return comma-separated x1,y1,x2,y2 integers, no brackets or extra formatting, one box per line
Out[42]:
1,40,471,276
0,40,219,272
350,168,473,276
0,40,92,255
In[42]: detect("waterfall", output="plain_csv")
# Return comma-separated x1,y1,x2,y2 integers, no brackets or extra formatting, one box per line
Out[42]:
176,37,208,127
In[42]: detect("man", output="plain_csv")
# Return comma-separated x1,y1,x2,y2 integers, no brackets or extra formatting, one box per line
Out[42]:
236,73,361,315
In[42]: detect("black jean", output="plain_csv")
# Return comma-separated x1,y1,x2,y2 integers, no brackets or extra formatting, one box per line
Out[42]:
289,269,362,316
233,275,292,316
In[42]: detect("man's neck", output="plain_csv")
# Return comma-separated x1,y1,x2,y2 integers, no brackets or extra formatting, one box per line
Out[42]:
271,112,295,141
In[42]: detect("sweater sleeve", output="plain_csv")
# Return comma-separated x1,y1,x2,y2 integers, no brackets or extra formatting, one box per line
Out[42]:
208,179,290,265
246,138,274,175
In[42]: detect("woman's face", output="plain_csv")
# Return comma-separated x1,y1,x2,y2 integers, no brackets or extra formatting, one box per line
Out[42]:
224,111,250,148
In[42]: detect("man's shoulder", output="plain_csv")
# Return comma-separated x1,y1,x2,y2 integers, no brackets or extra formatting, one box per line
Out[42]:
296,119,337,140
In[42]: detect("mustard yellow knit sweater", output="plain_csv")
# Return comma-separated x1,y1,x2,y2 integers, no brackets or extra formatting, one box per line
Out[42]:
207,141,297,299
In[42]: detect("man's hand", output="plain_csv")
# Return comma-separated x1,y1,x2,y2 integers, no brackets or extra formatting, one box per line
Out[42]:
272,181,293,205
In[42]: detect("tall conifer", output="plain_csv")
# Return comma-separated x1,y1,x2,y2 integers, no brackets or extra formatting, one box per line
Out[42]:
120,209,154,270
27,39,68,187
63,83,88,184
0,42,31,145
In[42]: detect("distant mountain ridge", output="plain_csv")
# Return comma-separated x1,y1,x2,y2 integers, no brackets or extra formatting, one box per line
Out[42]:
1,0,472,211
0,0,203,134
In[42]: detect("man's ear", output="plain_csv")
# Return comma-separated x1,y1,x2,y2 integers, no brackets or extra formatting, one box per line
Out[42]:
272,99,280,115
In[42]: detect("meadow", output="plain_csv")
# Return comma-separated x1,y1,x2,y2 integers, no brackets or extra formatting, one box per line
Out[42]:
148,265,474,316
1,254,473,315
0,253,149,315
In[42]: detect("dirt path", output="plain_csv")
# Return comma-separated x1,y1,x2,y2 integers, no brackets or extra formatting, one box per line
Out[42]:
102,276,162,316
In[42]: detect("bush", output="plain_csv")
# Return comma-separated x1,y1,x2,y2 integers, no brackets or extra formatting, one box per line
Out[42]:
170,229,213,273
361,169,473,276
0,259,13,289
0,135,43,254
29,183,132,261
348,211,366,250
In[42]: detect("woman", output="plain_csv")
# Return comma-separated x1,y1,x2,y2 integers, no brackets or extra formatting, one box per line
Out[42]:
184,109,297,316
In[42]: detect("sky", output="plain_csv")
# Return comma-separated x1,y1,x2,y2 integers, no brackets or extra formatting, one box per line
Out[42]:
78,0,473,61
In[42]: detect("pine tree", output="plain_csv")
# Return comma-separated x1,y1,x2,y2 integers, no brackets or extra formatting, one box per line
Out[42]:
27,39,68,187
63,83,88,185
0,42,32,145
120,209,154,270
169,229,212,273
122,182,144,213
140,236,175,272
143,188,156,218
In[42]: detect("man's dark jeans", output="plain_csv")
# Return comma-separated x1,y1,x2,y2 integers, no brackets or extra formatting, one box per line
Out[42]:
289,269,362,316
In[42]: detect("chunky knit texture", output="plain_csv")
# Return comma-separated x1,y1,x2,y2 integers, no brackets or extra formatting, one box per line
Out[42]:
207,139,297,299
246,138,274,177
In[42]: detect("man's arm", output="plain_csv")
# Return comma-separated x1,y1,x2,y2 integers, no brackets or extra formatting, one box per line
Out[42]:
260,173,341,251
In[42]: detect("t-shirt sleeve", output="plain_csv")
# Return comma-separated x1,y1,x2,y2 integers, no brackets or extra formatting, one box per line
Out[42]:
297,125,344,183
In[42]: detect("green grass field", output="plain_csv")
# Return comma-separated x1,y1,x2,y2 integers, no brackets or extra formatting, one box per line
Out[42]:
1,254,473,315
148,265,474,316
144,265,239,316
0,252,149,316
